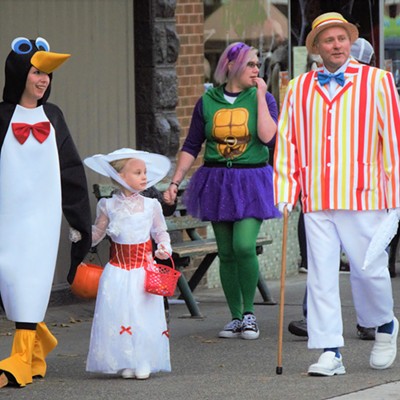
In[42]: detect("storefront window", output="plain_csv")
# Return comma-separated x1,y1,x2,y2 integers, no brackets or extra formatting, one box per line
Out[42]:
204,0,289,108
204,1,390,109
290,0,380,72
384,0,400,91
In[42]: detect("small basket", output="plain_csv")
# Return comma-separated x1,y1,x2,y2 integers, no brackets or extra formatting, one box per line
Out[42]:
71,262,103,299
144,256,181,297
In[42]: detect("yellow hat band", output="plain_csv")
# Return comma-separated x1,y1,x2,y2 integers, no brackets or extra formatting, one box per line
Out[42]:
313,17,348,30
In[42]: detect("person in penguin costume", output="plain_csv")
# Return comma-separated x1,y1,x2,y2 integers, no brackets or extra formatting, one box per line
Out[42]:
0,37,92,388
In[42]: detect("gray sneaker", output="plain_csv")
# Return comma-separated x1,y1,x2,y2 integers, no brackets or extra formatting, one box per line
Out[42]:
218,319,242,338
241,314,260,340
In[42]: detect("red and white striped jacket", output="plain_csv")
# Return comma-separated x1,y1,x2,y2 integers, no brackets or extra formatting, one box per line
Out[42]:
274,59,400,213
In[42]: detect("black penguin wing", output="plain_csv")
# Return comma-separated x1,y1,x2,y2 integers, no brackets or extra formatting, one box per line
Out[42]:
44,103,92,284
0,102,17,148
0,103,16,312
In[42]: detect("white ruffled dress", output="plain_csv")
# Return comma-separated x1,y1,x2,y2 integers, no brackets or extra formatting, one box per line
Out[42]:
86,191,172,375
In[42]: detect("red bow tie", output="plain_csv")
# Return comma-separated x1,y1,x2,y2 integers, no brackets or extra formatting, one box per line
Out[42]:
12,122,51,144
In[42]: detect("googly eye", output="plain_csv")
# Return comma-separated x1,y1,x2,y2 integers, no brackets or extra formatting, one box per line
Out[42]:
11,37,32,54
35,37,50,52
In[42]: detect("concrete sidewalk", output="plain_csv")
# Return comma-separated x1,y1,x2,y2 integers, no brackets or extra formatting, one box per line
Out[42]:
330,381,400,399
1,272,399,400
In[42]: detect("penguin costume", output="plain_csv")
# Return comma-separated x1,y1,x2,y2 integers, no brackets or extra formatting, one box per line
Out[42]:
0,37,92,388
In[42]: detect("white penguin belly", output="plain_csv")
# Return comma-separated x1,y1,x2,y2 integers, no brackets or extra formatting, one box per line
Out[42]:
0,105,62,322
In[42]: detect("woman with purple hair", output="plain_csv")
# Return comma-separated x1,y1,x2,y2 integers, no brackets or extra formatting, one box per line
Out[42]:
164,42,280,339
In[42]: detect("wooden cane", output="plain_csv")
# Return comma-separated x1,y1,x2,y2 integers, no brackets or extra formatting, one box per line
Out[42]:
276,206,289,375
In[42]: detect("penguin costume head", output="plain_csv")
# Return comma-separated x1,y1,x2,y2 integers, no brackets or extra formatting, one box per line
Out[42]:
3,37,70,105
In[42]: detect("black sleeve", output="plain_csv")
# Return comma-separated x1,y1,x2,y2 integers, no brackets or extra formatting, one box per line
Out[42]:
45,103,92,284
0,102,16,148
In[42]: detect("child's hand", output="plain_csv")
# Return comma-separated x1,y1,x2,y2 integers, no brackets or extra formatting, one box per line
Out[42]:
163,185,178,205
155,244,170,260
69,227,82,243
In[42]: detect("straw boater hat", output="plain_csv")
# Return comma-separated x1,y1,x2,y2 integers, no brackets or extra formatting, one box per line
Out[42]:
306,12,359,54
84,148,171,192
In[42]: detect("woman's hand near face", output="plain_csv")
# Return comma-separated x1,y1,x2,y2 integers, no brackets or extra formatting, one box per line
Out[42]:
253,77,268,97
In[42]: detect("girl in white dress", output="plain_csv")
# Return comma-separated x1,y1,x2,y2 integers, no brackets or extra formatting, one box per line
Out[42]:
84,148,172,380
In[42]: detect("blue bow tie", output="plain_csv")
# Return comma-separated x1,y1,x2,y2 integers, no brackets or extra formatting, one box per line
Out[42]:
317,71,345,87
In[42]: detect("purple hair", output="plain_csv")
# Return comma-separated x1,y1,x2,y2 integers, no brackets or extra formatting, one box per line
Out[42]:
214,42,257,85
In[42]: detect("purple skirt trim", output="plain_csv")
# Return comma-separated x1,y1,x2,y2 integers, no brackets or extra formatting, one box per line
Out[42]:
183,165,282,222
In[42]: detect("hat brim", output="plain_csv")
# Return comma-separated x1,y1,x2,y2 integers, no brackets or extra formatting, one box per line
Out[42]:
306,22,359,54
84,148,171,190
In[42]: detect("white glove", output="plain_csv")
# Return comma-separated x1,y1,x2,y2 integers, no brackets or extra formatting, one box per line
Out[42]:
278,202,293,213
69,227,82,243
395,208,400,219
155,243,171,260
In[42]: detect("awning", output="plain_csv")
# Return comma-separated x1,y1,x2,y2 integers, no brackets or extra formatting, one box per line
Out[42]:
204,0,288,47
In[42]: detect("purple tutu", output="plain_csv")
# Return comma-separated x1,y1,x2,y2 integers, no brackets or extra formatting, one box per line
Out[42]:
183,165,281,222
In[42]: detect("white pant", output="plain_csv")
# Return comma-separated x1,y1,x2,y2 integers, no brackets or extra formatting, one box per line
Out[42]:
304,210,394,349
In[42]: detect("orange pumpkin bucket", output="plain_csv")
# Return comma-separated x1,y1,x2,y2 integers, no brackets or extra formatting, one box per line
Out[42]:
144,256,181,297
71,262,103,299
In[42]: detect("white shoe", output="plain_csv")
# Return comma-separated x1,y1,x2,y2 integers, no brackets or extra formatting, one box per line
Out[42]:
135,365,151,380
370,317,399,370
121,368,135,379
308,351,346,376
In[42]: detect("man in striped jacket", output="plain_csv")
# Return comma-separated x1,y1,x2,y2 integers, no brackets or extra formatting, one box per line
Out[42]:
274,12,400,377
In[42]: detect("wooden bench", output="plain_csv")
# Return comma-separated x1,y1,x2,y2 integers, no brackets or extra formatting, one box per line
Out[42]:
92,183,276,318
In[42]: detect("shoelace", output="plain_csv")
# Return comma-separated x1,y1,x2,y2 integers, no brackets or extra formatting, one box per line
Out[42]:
242,315,257,329
226,319,242,330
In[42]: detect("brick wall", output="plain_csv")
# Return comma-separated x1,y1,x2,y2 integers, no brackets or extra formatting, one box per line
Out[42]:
175,0,205,169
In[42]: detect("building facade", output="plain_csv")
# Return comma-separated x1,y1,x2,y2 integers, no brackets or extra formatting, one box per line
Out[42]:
0,0,397,292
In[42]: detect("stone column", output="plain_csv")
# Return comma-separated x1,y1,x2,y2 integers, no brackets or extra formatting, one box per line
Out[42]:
134,0,180,157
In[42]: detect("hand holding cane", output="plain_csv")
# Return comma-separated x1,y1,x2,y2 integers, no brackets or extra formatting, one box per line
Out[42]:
276,205,289,375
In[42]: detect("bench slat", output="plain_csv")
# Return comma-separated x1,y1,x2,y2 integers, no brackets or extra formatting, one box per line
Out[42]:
172,236,272,258
166,215,209,232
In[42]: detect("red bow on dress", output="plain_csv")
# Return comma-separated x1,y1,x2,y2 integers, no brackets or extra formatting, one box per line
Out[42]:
12,122,51,144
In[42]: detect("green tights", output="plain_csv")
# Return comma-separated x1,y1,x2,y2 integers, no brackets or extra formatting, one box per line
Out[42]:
212,218,262,320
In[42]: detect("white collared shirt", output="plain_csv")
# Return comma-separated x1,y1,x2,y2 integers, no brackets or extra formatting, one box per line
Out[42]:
323,58,350,98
